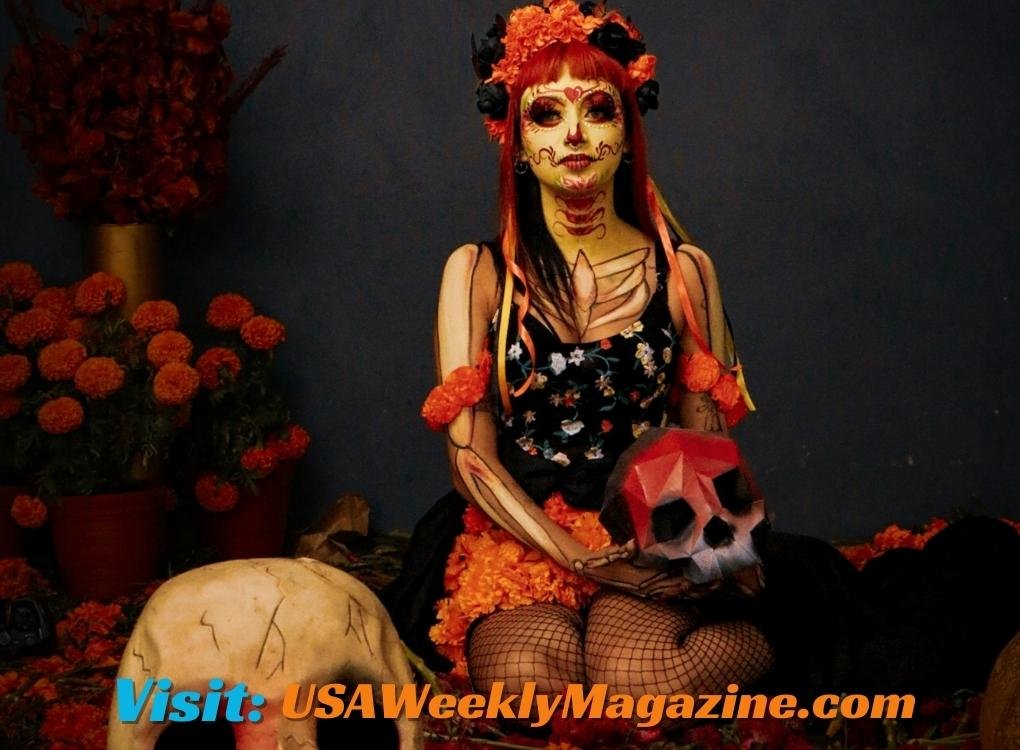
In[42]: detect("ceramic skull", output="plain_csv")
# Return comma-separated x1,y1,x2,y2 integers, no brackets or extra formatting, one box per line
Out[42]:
107,557,423,750
601,427,768,586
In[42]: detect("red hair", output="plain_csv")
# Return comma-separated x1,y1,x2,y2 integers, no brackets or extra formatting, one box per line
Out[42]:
494,41,655,412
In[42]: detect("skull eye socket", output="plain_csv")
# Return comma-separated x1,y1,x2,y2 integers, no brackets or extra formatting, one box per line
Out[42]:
704,516,735,548
713,467,753,513
651,497,696,542
155,718,236,748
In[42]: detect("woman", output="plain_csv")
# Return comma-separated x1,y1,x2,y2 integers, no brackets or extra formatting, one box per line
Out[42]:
389,0,774,697
385,0,1019,699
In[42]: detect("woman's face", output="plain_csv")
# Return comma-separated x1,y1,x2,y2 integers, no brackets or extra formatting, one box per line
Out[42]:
518,70,627,195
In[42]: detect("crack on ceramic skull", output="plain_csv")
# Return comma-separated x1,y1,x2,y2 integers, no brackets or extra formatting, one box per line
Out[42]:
199,610,220,652
256,598,286,679
132,647,153,675
345,595,373,656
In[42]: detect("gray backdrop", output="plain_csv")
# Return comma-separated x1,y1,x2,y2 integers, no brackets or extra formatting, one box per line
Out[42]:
2,1,1017,540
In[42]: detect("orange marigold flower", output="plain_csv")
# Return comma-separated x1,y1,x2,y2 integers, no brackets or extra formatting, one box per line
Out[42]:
240,315,286,351
839,543,879,571
0,671,22,697
462,504,494,534
628,53,657,85
0,393,21,419
74,356,125,399
195,346,241,389
131,300,180,336
206,292,255,330
41,701,108,749
11,495,47,529
146,330,193,368
0,558,53,598
484,117,510,144
0,353,31,391
681,351,722,392
28,677,58,702
195,474,240,512
153,362,200,405
446,365,486,404
73,271,126,315
38,338,87,381
240,446,278,476
62,317,89,340
421,384,463,431
5,307,59,348
32,286,74,320
0,261,43,301
872,524,922,551
710,372,742,411
270,424,311,461
37,396,85,434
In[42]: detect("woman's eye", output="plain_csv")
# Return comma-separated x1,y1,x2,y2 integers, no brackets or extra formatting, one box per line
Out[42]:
585,93,617,123
527,100,561,126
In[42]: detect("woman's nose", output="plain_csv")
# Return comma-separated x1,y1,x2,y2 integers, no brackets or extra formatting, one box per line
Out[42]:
564,114,585,146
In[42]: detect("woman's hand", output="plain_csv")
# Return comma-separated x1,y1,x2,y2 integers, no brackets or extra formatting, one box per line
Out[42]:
571,540,637,571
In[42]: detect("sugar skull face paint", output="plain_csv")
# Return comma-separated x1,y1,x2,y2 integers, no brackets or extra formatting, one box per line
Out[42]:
519,72,627,196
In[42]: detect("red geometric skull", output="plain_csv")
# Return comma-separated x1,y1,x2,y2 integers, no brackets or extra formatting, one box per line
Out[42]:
601,427,768,585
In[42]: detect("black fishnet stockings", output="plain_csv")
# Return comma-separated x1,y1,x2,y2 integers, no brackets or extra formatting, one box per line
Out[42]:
467,592,774,696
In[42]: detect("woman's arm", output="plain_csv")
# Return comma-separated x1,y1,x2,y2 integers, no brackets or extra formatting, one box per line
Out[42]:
437,244,621,573
667,244,730,433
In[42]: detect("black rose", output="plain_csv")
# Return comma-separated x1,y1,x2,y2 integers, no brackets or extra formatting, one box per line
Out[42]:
588,21,645,65
635,80,659,114
472,20,505,79
579,1,598,16
476,82,509,119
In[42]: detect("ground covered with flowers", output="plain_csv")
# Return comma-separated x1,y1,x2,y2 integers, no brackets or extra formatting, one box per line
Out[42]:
1,516,1014,749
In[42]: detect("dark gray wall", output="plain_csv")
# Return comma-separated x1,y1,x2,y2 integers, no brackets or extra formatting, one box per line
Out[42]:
2,1,1017,540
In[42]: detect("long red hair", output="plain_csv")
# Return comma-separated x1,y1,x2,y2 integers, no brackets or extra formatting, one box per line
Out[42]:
494,41,656,412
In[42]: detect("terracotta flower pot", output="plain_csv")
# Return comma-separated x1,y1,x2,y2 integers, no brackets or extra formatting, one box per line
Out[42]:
199,462,296,560
50,486,168,600
0,485,29,558
82,223,162,315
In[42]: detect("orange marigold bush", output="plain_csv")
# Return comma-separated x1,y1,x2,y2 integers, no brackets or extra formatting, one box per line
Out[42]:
195,346,241,389
0,393,20,419
10,494,47,528
195,473,240,512
38,338,87,381
73,356,125,399
146,330,193,368
37,396,85,434
206,292,254,331
32,286,74,320
153,362,199,405
240,314,286,350
130,299,180,336
240,446,277,476
73,271,126,315
0,353,31,391
0,260,43,300
4,307,59,348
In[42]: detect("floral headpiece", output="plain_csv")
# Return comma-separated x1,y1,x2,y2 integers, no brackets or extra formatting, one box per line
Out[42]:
473,0,659,143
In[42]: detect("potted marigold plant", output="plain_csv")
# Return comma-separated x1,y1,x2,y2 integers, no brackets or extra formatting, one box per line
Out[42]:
182,292,309,559
2,264,200,599
3,0,286,310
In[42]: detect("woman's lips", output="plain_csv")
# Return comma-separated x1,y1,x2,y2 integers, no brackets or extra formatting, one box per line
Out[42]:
558,154,595,171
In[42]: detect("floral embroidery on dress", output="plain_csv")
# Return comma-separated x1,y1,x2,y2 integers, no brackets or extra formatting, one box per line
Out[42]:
489,263,678,471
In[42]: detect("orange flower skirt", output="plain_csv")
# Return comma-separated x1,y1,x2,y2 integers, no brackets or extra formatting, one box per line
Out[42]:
428,493,612,677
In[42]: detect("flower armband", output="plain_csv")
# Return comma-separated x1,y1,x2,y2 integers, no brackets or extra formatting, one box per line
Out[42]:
680,351,751,428
421,343,494,431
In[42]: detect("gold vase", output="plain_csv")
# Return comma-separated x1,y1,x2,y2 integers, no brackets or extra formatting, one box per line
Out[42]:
83,224,162,315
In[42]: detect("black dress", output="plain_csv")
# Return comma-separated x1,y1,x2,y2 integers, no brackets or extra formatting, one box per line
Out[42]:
384,243,1020,696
